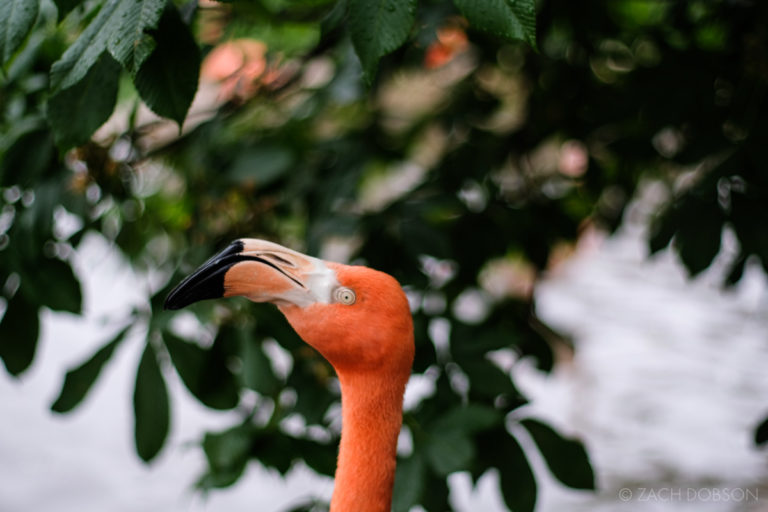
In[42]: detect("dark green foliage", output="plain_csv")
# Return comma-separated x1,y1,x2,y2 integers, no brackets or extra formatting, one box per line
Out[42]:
198,423,338,490
199,424,253,488
21,256,82,313
392,452,426,512
348,0,417,82
2,0,767,510
0,127,56,189
47,52,121,148
756,416,768,446
285,499,330,512
293,437,337,477
477,428,537,512
0,293,40,375
521,418,595,490
650,148,768,280
164,331,240,410
425,405,502,476
0,0,39,64
421,471,451,512
51,324,131,412
133,341,170,462
426,428,475,475
133,3,200,126
239,331,281,396
454,0,536,47
46,0,197,147
49,0,137,92
52,0,83,22
106,0,165,74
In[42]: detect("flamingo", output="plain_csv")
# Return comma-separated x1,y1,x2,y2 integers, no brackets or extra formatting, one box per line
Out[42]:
164,238,415,512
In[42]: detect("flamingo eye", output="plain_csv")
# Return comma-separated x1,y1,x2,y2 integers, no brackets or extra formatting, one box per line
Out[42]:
334,287,356,305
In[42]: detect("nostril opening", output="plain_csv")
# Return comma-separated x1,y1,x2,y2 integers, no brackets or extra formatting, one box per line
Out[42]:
260,253,295,267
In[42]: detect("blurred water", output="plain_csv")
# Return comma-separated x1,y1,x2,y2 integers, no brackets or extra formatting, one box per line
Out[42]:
2,210,768,511
513,216,768,512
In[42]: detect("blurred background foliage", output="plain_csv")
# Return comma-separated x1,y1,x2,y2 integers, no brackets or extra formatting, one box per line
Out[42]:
2,0,768,510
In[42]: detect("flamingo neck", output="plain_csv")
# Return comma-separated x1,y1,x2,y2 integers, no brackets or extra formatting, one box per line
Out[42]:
330,371,407,512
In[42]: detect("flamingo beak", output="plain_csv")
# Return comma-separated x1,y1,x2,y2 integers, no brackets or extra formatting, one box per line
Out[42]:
163,239,338,310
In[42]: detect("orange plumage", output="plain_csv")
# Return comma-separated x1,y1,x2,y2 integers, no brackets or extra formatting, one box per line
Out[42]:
165,240,415,512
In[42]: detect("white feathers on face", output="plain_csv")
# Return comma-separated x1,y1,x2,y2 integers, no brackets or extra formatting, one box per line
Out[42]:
334,287,356,305
236,240,354,308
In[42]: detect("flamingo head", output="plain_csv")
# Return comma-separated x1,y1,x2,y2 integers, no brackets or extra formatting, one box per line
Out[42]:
164,239,414,375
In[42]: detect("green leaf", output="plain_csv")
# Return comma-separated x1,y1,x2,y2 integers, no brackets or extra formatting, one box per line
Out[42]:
425,430,474,476
289,359,335,425
49,0,166,92
450,322,520,359
348,0,416,83
240,334,281,396
412,313,437,373
430,404,502,434
521,418,595,490
164,332,239,410
421,471,450,512
284,498,331,512
133,4,200,126
49,0,126,91
199,424,252,488
459,359,516,398
724,254,747,287
133,341,170,462
391,452,425,512
252,430,294,474
293,438,336,477
0,0,39,64
730,186,768,275
320,0,348,38
0,293,40,376
106,0,165,74
675,202,724,277
53,0,84,21
453,0,537,47
478,428,536,512
50,325,131,413
649,168,728,277
649,207,676,254
47,51,121,149
498,434,537,512
756,415,768,446
22,179,57,237
0,0,40,64
197,463,248,490
21,257,82,314
0,127,56,188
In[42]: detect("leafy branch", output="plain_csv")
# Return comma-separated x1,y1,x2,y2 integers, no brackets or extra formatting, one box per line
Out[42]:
2,0,535,150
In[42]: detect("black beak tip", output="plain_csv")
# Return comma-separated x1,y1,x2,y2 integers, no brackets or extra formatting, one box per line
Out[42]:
162,240,246,311
163,291,185,311
163,281,221,311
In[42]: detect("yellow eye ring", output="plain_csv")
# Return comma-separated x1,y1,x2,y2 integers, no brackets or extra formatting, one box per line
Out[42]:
334,287,356,305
